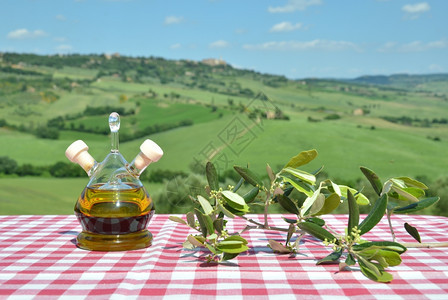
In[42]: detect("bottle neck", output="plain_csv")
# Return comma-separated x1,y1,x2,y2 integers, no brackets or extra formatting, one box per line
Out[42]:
128,151,152,177
111,131,119,153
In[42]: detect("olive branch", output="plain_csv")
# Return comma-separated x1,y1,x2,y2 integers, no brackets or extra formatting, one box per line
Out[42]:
170,149,440,282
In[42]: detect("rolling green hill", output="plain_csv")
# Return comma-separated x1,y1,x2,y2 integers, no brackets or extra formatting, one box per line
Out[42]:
0,52,447,215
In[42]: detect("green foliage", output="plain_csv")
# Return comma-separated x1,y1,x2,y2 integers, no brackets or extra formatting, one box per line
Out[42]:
358,194,387,235
84,105,133,117
404,223,421,243
428,177,448,217
324,113,341,120
35,126,59,140
0,156,18,174
360,167,440,242
49,162,85,178
169,150,440,282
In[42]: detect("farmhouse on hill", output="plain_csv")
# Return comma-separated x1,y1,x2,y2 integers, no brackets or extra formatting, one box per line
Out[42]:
201,57,226,66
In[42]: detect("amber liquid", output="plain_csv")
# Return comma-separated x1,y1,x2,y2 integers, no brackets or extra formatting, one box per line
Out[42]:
74,183,155,251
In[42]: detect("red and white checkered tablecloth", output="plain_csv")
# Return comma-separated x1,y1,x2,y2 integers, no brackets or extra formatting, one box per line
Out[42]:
0,214,447,299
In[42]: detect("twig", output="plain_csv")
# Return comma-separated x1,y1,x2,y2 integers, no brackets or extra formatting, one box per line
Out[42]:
239,225,258,234
264,190,271,227
237,214,303,233
386,209,396,242
402,242,448,248
324,224,340,237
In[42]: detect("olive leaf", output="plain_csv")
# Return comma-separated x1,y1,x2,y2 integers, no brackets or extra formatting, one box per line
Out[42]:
394,177,428,190
222,252,239,261
404,223,421,243
297,221,336,242
347,190,359,236
221,190,250,213
234,166,264,187
216,238,249,254
345,253,356,266
169,216,187,225
358,194,388,235
283,149,318,169
277,194,300,215
187,235,205,248
213,218,225,234
339,185,370,205
360,166,382,196
316,249,343,265
206,161,219,191
282,167,316,185
282,217,298,224
205,243,218,254
393,197,439,214
357,255,393,283
268,240,292,254
390,185,420,203
301,183,324,216
198,195,213,215
242,187,259,203
186,211,196,228
306,217,325,226
266,163,275,182
194,208,214,236
282,176,314,197
232,178,244,192
352,241,407,254
308,193,326,216
315,193,341,216
217,202,235,219
286,223,295,244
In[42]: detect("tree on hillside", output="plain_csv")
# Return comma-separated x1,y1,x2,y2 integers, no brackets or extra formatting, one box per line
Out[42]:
0,156,18,174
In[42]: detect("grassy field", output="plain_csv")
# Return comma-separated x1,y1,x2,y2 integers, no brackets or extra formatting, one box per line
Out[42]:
0,177,164,215
0,54,447,215
0,177,86,215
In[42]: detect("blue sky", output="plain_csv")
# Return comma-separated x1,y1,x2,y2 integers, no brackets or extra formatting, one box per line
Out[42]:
1,0,447,79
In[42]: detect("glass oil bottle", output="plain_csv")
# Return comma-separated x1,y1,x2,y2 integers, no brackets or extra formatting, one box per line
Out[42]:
65,112,163,251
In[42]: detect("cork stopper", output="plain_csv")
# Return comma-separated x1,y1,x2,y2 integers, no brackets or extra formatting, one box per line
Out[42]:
65,140,95,173
133,139,164,170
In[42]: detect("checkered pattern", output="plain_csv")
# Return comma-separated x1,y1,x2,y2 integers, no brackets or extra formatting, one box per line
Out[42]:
1,214,447,299
76,211,154,235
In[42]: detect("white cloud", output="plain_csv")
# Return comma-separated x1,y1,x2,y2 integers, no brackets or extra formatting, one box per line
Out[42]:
376,41,397,52
402,2,430,19
170,43,181,49
7,29,48,39
268,0,322,13
235,28,247,35
209,40,230,49
164,16,184,25
243,39,361,52
378,39,448,52
402,2,430,14
270,22,303,32
56,44,72,52
56,14,66,21
54,37,67,42
428,64,444,72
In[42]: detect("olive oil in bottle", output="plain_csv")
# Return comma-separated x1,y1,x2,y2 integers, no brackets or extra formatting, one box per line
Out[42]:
74,183,154,251
66,112,163,251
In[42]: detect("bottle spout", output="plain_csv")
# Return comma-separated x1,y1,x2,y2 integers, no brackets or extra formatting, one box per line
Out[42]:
65,140,97,176
130,139,163,176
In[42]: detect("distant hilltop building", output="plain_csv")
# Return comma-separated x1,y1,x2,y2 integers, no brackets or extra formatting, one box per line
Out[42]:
201,57,226,66
104,53,121,60
353,108,364,116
